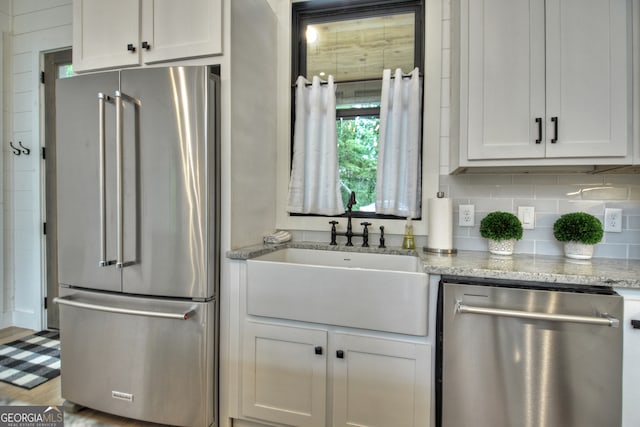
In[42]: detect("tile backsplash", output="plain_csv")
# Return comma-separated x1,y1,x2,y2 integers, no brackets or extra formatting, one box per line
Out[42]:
439,173,640,259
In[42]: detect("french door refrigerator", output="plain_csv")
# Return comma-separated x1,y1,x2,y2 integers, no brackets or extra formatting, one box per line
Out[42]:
54,66,219,427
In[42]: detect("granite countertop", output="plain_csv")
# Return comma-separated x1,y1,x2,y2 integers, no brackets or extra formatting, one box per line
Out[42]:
417,250,640,288
226,241,640,289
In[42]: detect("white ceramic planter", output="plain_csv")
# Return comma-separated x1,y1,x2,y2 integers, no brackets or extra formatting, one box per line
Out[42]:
487,239,516,256
563,241,595,260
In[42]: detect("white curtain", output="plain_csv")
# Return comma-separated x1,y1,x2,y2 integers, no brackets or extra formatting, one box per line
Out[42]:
375,67,422,218
287,75,345,215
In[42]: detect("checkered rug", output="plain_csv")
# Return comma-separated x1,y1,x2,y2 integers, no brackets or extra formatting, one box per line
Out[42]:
0,330,60,389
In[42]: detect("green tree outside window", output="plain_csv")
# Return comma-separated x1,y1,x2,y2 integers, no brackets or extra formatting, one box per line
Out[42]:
337,116,379,211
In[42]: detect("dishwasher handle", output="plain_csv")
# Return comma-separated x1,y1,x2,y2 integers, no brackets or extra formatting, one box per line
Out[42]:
456,302,619,328
54,296,196,320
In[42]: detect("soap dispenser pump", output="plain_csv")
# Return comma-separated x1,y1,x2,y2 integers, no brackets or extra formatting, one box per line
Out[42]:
402,217,415,249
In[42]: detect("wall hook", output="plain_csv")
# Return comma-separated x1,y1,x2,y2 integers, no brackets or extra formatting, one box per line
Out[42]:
9,141,21,156
18,141,30,155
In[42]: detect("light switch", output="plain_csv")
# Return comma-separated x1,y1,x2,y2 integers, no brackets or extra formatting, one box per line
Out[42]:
518,206,535,230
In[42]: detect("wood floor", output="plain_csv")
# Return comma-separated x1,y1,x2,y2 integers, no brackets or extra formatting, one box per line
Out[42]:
0,327,165,426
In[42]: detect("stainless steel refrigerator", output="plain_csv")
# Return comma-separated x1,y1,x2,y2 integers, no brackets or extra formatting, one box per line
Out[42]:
54,66,219,427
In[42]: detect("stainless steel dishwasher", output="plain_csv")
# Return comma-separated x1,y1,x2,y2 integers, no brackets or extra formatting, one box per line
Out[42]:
436,277,623,427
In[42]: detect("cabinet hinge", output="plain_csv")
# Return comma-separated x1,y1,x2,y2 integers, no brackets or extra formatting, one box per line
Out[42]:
40,71,45,84
44,297,48,309
42,146,46,160
43,222,47,235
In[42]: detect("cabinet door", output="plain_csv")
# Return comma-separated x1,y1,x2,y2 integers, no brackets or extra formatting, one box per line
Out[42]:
332,333,431,427
464,0,546,160
545,0,629,158
140,0,222,64
73,0,141,72
242,322,327,427
618,290,640,427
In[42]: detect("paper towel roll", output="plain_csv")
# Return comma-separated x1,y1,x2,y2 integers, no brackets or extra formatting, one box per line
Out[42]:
426,196,455,253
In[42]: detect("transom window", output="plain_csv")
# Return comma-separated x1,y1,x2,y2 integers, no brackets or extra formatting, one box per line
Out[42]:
292,0,424,217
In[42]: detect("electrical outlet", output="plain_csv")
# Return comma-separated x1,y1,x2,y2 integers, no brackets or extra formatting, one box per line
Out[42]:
518,206,535,230
459,205,475,227
604,208,622,232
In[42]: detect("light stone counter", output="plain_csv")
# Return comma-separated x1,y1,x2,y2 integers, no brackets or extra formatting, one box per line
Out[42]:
417,250,640,288
226,241,640,289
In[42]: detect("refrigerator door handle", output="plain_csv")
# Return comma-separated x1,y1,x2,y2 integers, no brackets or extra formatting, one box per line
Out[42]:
114,91,141,269
114,91,124,269
98,93,115,267
54,296,197,320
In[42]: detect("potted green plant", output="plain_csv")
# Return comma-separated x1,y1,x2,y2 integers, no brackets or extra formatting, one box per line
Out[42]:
553,212,603,260
479,211,523,255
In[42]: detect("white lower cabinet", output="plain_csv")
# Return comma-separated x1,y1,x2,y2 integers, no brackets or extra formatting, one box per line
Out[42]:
616,288,640,427
242,322,328,427
332,332,430,427
242,321,431,427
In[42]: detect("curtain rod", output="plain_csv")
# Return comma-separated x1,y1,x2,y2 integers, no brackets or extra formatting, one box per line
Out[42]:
292,73,424,87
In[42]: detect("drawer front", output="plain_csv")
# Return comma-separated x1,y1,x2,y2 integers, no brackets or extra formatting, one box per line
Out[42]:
58,288,215,427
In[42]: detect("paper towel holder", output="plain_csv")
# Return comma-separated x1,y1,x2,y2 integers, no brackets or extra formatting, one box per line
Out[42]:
424,191,458,255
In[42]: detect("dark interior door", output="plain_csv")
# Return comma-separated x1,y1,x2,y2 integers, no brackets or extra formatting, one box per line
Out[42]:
44,49,71,329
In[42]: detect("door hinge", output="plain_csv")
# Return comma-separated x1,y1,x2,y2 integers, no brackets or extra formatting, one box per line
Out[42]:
40,71,45,84
42,146,46,160
43,222,47,235
44,297,48,309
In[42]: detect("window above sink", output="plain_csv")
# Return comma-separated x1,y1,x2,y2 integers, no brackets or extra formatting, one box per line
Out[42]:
274,0,443,236
291,0,425,218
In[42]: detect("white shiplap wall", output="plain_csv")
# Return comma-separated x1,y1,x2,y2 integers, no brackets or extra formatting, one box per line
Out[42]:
2,0,71,329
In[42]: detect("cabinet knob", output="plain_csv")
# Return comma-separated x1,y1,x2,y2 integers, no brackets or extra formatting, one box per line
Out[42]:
315,346,323,355
631,320,640,329
127,43,136,53
142,41,151,50
336,350,344,359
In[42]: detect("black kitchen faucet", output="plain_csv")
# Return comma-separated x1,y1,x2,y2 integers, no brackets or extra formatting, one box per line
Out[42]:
329,191,371,247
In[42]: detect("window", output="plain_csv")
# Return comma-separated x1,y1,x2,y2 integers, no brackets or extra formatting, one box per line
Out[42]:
292,0,424,217
57,63,74,79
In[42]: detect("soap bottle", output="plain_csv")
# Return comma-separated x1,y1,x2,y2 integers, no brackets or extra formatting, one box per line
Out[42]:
402,217,415,249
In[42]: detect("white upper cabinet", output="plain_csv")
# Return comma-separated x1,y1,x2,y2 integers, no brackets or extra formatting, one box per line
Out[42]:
544,0,629,158
464,0,546,160
73,0,142,72
140,0,222,64
73,0,222,72
634,1,640,166
455,0,632,169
